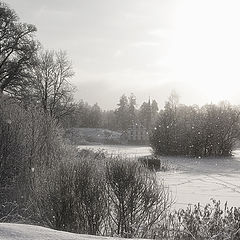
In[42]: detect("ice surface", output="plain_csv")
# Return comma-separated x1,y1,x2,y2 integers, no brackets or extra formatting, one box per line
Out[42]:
158,151,240,209
79,145,240,209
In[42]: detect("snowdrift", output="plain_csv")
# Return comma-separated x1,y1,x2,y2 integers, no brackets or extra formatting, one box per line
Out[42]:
0,223,147,240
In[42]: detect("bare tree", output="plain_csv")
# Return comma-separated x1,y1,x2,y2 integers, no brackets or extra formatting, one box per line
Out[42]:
105,158,171,238
0,1,38,96
31,50,74,119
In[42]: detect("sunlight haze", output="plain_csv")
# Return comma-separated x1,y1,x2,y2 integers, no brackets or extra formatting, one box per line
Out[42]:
6,0,240,109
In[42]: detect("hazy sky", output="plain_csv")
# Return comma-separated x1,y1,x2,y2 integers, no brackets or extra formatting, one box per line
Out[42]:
6,0,240,109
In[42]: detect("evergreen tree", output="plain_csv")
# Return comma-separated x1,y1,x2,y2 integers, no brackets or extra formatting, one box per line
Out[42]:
128,93,137,125
115,94,129,131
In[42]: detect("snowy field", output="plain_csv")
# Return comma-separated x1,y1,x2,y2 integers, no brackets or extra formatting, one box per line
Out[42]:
79,145,240,209
0,223,147,240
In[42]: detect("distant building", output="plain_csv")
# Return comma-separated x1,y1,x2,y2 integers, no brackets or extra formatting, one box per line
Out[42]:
122,124,149,144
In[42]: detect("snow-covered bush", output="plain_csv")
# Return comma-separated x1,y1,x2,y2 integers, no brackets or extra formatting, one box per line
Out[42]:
104,157,171,238
155,200,240,240
31,149,107,234
31,150,172,238
0,96,63,222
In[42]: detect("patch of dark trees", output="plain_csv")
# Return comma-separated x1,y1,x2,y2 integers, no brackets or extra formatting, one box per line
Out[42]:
150,94,240,157
138,155,168,171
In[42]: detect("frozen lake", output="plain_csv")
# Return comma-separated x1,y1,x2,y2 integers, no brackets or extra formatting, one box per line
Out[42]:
78,145,240,209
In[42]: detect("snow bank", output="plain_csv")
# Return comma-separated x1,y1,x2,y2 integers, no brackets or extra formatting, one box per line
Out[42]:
0,223,147,240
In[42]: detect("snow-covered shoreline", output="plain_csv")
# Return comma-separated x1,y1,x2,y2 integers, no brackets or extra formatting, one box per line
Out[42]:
78,145,240,209
0,223,148,240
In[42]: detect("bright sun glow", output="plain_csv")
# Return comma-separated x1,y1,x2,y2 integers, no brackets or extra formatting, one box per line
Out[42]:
170,0,240,104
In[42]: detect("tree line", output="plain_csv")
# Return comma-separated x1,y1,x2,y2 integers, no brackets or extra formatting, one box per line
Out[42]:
150,93,240,157
61,94,159,132
0,1,160,133
62,91,240,158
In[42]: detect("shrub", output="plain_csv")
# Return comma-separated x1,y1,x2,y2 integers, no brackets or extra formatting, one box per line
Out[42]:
31,150,107,234
138,156,170,172
74,155,107,235
31,150,171,238
156,200,240,240
32,161,77,231
0,96,64,222
105,157,171,238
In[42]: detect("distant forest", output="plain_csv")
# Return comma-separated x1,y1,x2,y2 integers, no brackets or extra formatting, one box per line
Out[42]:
62,92,240,157
1,0,240,158
61,93,159,132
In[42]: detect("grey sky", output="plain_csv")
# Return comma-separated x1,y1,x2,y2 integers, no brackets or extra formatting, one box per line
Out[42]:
6,0,240,109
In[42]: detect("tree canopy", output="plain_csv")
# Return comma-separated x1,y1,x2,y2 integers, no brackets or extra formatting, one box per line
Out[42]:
150,98,240,157
0,1,38,96
30,50,74,119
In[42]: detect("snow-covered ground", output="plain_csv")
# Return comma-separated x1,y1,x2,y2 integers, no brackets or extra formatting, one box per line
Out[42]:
78,144,151,158
158,150,240,209
0,223,147,240
79,145,240,209
2,147,240,239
